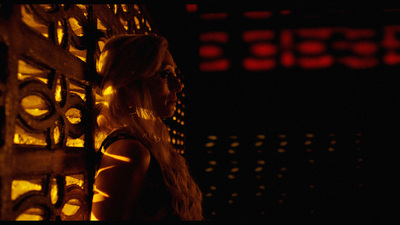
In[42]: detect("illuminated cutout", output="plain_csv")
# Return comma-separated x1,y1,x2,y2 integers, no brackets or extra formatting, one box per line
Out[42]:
14,124,47,146
207,135,217,140
209,161,217,165
103,151,131,162
65,174,84,187
205,167,213,172
69,17,84,37
69,45,87,62
92,193,107,203
56,20,64,45
21,5,49,38
21,95,50,117
69,82,86,101
90,212,99,221
17,60,49,84
62,198,81,216
228,175,235,179
281,51,295,67
66,135,85,147
122,17,130,31
228,149,235,154
53,122,61,145
50,178,58,204
304,140,312,145
55,79,63,103
15,208,45,221
277,148,286,153
11,179,42,200
65,108,82,124
280,141,288,146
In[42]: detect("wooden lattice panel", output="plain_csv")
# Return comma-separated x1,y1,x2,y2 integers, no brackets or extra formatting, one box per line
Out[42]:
0,4,185,221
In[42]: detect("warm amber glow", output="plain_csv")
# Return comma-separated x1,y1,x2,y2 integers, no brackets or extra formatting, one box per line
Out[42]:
11,179,42,201
14,125,47,146
95,165,116,179
93,185,110,198
62,199,81,216
103,152,131,163
102,85,114,96
15,208,44,221
65,108,82,124
21,95,49,117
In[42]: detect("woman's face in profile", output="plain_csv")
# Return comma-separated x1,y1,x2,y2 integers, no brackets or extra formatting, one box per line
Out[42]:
147,50,182,118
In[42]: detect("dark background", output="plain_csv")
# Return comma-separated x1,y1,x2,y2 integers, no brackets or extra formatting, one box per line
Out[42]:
147,3,400,223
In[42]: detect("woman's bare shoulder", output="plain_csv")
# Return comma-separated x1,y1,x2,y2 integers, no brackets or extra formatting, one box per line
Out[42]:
104,138,151,166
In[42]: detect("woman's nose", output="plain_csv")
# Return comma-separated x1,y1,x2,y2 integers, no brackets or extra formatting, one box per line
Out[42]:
169,75,183,93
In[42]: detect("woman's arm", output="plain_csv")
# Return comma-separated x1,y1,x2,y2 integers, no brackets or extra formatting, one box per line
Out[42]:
91,139,151,220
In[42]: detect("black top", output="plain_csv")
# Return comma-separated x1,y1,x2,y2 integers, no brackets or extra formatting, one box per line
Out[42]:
97,129,180,221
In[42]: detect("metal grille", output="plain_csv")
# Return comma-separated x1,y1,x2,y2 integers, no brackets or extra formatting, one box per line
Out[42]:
0,4,185,221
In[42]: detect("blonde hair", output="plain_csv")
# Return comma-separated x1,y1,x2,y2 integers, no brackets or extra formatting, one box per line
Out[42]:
95,34,203,220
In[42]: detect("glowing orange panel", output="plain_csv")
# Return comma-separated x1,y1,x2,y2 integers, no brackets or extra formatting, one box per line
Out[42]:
243,58,276,71
200,32,229,43
243,11,273,19
199,45,223,58
242,30,275,42
200,58,230,71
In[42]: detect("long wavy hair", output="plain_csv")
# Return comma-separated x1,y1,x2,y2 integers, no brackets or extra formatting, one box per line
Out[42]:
95,34,203,220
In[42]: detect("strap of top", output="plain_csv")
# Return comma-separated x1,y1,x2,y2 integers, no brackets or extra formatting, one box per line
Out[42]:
99,129,135,154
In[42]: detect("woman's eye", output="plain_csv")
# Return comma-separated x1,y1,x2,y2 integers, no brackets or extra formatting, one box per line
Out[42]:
160,70,172,79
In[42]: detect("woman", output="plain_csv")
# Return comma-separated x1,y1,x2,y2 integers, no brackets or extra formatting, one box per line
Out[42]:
90,34,203,221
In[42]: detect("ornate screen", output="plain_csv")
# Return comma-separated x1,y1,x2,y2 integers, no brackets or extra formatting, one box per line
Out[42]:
0,4,186,221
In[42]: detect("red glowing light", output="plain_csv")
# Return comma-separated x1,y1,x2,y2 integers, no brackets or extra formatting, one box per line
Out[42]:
200,32,229,43
200,13,228,20
243,30,275,42
199,45,223,58
297,41,326,55
243,11,273,19
280,10,291,15
383,52,400,65
338,57,378,69
342,28,376,39
250,43,277,57
298,55,333,69
200,58,230,71
281,51,295,68
280,30,293,48
186,4,197,13
243,58,276,71
352,41,378,55
296,28,332,39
